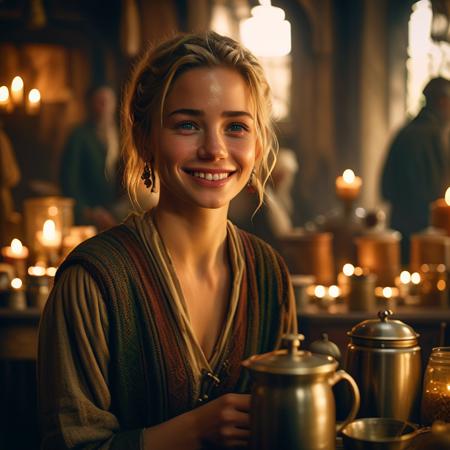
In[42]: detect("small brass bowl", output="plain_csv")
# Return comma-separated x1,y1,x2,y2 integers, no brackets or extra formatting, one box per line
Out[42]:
342,418,419,450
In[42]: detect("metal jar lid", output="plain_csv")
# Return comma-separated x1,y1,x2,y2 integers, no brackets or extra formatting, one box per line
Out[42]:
241,334,338,376
347,310,420,348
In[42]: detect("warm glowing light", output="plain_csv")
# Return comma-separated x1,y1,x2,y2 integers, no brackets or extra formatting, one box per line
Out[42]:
10,76,24,105
11,278,23,289
354,267,364,276
0,86,9,102
445,187,450,206
314,285,326,298
411,272,421,285
46,267,57,277
10,239,23,255
437,280,446,291
48,206,58,216
11,76,24,93
342,169,356,184
240,0,291,57
328,285,340,298
28,88,40,103
382,287,393,298
400,271,411,284
37,219,62,249
44,220,56,238
343,263,355,276
28,266,46,276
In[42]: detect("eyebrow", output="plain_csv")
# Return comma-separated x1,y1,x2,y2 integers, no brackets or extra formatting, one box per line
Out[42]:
167,108,254,120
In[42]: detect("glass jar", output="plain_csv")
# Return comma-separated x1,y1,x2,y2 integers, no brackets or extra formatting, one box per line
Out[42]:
421,347,450,425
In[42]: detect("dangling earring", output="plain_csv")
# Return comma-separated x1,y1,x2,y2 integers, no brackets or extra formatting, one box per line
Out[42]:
246,168,257,193
141,162,156,192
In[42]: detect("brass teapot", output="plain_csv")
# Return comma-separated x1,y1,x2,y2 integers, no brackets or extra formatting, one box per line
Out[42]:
242,334,360,450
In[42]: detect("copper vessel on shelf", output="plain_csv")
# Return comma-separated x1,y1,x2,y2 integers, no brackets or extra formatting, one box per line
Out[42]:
278,229,335,285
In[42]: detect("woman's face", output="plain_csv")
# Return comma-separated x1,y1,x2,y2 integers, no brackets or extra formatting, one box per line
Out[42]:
153,66,258,212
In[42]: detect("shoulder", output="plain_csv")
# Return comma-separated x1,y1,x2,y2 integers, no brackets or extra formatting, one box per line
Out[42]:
56,224,141,294
234,225,289,274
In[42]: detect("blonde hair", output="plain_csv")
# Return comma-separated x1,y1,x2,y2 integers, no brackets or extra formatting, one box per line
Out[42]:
122,31,278,209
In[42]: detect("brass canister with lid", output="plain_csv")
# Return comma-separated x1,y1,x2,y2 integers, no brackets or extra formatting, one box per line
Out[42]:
242,334,360,450
345,310,422,422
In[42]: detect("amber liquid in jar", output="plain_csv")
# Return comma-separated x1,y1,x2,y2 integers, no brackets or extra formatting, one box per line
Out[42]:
421,347,450,425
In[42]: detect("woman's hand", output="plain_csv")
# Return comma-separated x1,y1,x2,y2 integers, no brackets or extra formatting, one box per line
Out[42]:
142,393,251,450
193,393,251,448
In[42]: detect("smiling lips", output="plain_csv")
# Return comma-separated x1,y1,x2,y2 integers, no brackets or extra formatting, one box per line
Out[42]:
183,168,235,183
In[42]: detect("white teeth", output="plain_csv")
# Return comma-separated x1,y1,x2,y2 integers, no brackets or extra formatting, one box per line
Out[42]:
189,171,230,180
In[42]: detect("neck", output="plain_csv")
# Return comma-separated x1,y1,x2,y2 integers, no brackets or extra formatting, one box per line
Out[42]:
152,198,229,272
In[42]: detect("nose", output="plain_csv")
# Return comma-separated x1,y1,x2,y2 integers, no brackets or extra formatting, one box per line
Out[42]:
198,128,228,161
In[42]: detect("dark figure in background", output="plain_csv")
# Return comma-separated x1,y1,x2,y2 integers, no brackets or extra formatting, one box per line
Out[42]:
381,77,450,264
60,84,122,230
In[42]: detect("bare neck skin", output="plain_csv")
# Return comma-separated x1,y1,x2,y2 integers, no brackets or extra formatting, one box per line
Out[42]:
153,198,229,273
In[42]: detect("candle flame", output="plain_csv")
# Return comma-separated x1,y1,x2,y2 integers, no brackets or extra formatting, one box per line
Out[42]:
46,267,57,277
343,169,355,184
11,278,22,289
28,266,46,276
43,219,57,239
328,285,340,298
400,271,411,284
314,285,326,298
0,86,9,102
343,263,355,276
411,272,421,285
11,76,23,92
445,187,450,206
28,88,40,103
10,238,23,255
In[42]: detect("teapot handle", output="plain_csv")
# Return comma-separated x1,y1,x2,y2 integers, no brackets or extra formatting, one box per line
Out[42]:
328,369,360,434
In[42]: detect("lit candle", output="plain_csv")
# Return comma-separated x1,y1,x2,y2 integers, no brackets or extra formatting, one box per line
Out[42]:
37,219,62,249
10,76,24,105
9,277,27,310
335,169,362,201
26,88,41,114
0,85,11,111
1,238,29,279
337,263,355,296
395,270,411,298
430,187,450,236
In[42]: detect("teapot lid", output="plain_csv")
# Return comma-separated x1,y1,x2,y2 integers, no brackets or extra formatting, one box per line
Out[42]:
241,334,338,375
347,310,419,348
310,333,342,361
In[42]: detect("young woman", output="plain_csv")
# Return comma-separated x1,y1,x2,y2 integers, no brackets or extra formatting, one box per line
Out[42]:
38,31,297,450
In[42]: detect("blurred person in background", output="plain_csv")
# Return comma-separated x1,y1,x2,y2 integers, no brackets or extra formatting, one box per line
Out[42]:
381,77,450,264
60,84,124,230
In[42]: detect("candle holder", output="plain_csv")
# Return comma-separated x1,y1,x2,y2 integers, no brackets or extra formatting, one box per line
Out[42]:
23,196,74,265
421,347,450,425
314,170,365,277
418,263,448,308
8,277,27,310
347,268,377,312
1,238,29,279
